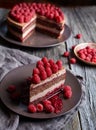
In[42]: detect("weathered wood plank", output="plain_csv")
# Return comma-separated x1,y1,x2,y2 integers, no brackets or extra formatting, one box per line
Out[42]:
62,6,96,130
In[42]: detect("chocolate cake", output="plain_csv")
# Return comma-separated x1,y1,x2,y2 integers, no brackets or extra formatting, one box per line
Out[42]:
23,57,66,104
7,2,65,42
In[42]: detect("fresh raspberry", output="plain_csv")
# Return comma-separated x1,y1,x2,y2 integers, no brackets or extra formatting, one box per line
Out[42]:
40,70,47,80
63,51,70,57
44,62,51,68
85,56,91,62
18,15,24,23
56,16,62,23
79,53,86,60
72,45,76,50
28,104,37,113
63,85,72,92
42,57,48,64
75,34,82,39
56,60,63,70
37,64,45,71
7,85,16,93
37,60,44,67
10,92,20,101
49,59,55,66
51,63,58,73
33,68,40,75
43,100,52,106
45,104,54,113
70,58,76,64
32,74,41,84
64,90,72,99
36,103,44,112
45,67,52,77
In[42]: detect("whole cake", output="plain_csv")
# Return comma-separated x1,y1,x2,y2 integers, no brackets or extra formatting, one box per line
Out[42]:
7,2,65,42
22,57,66,104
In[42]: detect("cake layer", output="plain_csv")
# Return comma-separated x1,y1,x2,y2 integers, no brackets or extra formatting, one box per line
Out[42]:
36,24,64,38
8,24,35,39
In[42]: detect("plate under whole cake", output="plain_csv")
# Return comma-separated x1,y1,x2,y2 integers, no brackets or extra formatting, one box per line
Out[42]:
0,20,71,48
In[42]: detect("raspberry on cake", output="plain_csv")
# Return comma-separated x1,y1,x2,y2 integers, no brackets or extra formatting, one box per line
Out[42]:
7,2,65,42
24,57,66,104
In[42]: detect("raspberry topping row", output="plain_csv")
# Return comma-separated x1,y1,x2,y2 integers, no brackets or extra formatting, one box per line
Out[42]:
9,2,64,23
31,57,63,84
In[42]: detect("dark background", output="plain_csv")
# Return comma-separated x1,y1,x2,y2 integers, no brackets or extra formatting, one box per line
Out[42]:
0,0,96,8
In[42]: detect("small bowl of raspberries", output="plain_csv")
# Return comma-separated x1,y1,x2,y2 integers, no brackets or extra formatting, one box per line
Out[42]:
74,43,96,65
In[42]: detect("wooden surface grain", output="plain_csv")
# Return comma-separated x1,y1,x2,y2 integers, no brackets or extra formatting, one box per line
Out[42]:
0,6,96,130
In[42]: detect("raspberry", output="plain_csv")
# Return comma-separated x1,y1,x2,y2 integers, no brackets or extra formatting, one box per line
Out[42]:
63,51,70,57
72,45,76,50
45,67,52,77
56,60,63,70
44,62,51,68
37,64,45,71
18,15,24,23
42,57,48,64
63,85,72,92
79,53,86,60
70,58,76,64
36,103,44,112
75,34,82,39
32,74,41,84
28,104,37,113
51,63,58,73
56,16,62,23
7,85,16,93
49,59,55,66
37,60,44,66
64,90,72,99
40,70,47,80
33,68,40,75
45,104,54,113
43,100,52,106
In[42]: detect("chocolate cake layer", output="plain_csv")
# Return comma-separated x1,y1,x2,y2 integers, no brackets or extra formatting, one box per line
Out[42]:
30,74,65,96
8,26,34,42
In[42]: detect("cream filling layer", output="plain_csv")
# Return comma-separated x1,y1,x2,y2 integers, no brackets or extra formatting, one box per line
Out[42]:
30,80,65,102
9,24,36,38
31,68,66,89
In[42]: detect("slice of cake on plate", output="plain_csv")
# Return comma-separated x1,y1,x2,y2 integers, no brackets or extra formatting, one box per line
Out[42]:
22,57,66,104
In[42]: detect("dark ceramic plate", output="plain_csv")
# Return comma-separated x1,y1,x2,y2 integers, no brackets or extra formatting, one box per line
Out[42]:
0,64,82,119
0,20,71,48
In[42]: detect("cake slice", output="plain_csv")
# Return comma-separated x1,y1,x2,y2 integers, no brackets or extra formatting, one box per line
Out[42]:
23,57,66,104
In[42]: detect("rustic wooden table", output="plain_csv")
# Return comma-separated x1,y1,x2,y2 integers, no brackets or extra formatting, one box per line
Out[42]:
0,6,96,130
